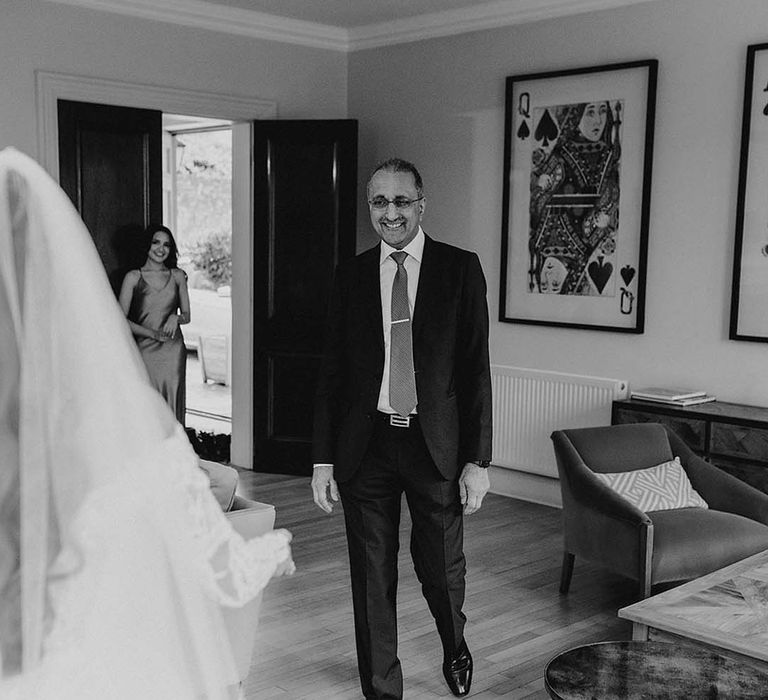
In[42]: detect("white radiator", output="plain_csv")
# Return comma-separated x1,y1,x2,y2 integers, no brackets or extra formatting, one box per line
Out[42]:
491,366,628,478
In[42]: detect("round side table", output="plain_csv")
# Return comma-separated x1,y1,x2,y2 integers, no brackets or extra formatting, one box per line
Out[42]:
545,640,768,699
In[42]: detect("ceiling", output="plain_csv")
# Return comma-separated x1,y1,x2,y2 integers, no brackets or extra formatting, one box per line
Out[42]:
47,0,661,51
194,0,534,29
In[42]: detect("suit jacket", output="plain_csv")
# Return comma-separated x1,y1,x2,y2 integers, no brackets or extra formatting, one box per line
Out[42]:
312,234,492,483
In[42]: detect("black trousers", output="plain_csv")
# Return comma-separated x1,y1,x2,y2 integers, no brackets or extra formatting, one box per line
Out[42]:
338,415,466,700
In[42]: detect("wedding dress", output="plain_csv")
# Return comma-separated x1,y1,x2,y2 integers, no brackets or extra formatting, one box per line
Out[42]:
0,148,292,699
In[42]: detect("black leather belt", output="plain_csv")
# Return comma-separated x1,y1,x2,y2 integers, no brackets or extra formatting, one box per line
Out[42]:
377,411,419,428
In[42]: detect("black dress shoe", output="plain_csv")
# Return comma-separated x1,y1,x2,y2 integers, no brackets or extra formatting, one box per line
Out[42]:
442,639,473,697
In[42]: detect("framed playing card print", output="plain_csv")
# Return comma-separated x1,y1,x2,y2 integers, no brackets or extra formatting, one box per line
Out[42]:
499,60,657,332
730,43,768,342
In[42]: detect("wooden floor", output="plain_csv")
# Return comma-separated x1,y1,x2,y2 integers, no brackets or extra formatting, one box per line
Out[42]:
236,471,637,699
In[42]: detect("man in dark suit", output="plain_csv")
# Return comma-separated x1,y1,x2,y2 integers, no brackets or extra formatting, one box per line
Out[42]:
312,158,492,700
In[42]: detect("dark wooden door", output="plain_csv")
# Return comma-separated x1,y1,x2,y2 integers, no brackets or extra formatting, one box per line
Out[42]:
252,120,357,475
58,99,163,294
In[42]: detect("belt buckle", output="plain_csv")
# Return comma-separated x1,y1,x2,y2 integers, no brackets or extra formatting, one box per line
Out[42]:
389,414,411,428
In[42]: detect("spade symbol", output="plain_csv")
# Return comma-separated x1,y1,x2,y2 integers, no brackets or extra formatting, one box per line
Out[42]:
588,256,613,294
534,109,558,148
620,265,636,286
517,120,530,140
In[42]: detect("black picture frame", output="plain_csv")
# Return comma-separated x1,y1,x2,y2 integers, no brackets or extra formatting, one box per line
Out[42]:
499,59,657,332
730,43,768,342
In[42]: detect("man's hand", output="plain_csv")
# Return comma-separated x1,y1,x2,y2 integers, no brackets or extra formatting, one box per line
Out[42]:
311,465,339,514
458,462,490,515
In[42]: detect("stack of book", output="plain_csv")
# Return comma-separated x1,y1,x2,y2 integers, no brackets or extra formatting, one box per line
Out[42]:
630,387,717,407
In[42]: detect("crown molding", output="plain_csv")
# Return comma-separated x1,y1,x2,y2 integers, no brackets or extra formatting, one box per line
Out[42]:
45,0,658,52
44,0,350,51
348,0,660,51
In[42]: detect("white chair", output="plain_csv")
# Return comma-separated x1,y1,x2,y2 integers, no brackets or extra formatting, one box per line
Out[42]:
223,495,276,685
198,334,231,385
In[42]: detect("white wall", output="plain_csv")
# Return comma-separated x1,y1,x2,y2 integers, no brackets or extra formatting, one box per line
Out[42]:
1,0,348,157
6,0,768,473
348,0,768,407
2,0,348,469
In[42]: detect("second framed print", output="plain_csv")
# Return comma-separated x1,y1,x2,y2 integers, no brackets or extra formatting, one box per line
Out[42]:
730,43,768,342
499,60,657,332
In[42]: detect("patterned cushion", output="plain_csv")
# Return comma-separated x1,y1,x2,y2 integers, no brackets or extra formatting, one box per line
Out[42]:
594,457,708,512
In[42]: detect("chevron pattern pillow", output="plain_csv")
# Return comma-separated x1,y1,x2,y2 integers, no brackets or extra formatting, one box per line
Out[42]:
594,457,708,512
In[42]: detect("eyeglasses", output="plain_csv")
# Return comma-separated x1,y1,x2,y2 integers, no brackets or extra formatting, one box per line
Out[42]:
368,196,423,211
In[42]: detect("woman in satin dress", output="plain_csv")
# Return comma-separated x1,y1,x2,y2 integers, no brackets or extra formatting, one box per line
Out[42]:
119,225,190,425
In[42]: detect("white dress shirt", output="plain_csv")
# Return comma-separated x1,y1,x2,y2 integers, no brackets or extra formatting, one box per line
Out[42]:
377,227,424,414
313,228,425,468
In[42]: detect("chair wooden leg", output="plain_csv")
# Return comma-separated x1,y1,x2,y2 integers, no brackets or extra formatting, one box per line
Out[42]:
559,551,575,594
639,577,652,600
639,524,653,599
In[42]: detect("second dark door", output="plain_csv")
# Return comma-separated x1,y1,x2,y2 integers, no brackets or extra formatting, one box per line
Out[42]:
252,119,358,475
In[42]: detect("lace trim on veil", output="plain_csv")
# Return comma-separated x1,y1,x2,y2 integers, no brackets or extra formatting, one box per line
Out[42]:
161,423,292,607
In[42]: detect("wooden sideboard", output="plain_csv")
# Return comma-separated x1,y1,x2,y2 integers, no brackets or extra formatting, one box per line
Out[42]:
612,399,768,494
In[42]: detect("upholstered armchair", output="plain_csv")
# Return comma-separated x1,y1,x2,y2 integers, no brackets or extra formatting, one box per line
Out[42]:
551,423,768,599
199,456,280,687
200,460,277,684
224,495,276,682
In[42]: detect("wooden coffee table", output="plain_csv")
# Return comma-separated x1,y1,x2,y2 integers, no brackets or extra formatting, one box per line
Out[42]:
544,640,768,699
619,549,768,670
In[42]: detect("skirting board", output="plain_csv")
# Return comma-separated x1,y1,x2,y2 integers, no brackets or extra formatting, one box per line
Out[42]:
488,465,562,509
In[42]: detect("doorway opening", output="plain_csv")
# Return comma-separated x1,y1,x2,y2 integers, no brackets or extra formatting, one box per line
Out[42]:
162,114,233,443
39,70,277,468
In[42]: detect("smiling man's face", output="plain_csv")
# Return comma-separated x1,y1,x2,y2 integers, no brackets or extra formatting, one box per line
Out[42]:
367,170,425,250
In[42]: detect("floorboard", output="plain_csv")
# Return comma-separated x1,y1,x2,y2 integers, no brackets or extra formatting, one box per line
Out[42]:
235,471,636,699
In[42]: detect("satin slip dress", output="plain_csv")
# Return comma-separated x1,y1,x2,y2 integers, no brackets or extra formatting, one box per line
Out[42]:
129,269,186,425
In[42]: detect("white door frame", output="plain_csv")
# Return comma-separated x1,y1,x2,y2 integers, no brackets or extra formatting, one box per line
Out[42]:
36,70,277,469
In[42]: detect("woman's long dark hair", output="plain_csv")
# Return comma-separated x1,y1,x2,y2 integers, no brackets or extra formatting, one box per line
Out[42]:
143,224,179,269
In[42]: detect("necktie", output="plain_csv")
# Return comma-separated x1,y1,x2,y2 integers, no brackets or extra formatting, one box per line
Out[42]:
389,251,417,417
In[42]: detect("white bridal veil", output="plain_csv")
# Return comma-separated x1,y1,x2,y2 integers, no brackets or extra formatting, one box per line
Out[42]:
0,148,291,699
